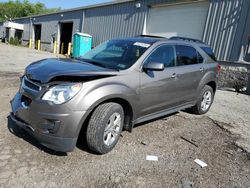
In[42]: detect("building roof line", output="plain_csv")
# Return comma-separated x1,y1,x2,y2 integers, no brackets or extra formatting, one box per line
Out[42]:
8,0,135,21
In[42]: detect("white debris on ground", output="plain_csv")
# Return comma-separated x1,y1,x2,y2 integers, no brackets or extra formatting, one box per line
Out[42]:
194,159,208,168
146,155,158,161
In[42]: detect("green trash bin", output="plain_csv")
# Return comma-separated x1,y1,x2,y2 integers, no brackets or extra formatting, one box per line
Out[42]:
72,32,92,58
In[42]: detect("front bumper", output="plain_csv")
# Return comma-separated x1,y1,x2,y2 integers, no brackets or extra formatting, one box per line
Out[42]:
10,92,87,152
10,112,77,152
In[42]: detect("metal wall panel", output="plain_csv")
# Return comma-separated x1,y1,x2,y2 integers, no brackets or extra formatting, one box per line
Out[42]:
231,0,250,61
83,1,147,47
203,0,250,61
0,23,3,39
14,19,30,46
83,0,208,47
1,0,249,62
14,10,83,51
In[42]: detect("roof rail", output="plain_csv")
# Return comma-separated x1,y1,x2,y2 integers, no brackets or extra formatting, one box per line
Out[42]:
138,34,166,38
169,36,205,44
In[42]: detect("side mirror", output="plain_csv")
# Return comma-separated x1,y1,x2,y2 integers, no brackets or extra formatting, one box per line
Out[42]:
143,61,164,71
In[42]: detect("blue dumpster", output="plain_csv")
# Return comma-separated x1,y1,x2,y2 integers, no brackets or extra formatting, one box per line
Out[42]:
72,32,92,58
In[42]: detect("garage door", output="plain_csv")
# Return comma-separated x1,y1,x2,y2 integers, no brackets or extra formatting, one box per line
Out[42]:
146,1,209,39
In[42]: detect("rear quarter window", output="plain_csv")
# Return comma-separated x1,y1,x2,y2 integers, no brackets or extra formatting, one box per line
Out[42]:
201,47,217,61
175,45,201,66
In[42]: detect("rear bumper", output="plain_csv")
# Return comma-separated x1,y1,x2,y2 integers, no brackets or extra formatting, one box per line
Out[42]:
10,112,77,152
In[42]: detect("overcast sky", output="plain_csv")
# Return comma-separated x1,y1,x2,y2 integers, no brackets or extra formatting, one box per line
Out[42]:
0,0,111,9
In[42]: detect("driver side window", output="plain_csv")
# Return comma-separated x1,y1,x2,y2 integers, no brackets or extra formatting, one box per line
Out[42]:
145,45,175,68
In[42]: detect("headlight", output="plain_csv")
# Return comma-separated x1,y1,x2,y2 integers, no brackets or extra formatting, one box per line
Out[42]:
42,83,82,104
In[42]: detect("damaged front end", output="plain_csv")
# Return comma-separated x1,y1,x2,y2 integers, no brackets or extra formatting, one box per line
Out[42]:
10,58,118,152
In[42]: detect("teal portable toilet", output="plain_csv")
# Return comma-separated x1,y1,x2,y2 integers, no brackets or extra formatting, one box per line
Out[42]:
72,32,92,58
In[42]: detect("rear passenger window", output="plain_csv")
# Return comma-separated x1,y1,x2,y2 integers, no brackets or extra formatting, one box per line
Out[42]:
146,45,175,67
176,45,200,66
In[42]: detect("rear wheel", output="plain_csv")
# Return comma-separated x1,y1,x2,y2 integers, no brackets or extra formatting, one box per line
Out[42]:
190,85,214,115
86,103,124,154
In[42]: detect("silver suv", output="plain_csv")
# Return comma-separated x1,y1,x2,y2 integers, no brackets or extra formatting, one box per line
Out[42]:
10,36,219,154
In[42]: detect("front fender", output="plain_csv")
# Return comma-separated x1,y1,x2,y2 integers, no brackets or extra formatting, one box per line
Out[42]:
73,83,139,139
79,83,139,114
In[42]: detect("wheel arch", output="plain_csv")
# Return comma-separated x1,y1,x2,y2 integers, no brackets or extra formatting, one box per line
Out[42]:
99,97,134,131
197,70,217,96
89,95,134,123
77,96,135,142
206,80,217,94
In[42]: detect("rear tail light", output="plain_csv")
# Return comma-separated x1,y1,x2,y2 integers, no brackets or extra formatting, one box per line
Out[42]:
217,64,221,73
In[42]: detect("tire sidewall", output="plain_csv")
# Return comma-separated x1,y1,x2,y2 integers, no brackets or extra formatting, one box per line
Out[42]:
198,85,214,114
93,104,124,153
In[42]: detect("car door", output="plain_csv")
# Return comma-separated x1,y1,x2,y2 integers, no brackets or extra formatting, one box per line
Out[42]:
173,45,205,103
139,44,182,117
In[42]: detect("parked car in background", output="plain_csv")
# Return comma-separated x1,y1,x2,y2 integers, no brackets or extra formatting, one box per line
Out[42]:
10,36,219,154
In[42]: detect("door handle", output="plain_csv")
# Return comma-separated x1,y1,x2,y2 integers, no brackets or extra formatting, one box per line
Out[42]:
199,67,204,72
171,73,177,78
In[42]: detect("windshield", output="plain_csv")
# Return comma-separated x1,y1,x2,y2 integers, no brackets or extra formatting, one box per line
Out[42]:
80,40,150,70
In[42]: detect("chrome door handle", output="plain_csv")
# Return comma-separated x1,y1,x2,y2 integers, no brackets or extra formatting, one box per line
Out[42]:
199,67,204,72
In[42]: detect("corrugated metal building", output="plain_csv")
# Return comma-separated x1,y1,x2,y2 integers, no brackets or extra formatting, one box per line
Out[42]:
0,0,249,62
10,9,84,52
0,23,3,35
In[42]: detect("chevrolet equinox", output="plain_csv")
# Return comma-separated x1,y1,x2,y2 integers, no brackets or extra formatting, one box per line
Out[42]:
11,36,219,154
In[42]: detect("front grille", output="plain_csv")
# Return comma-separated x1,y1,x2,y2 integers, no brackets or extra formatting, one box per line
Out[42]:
23,77,41,92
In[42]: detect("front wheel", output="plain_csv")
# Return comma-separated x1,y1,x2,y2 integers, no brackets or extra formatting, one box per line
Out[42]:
190,85,214,115
86,103,124,154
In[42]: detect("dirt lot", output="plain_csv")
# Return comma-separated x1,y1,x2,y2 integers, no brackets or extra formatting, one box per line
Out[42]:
0,43,250,187
0,43,62,72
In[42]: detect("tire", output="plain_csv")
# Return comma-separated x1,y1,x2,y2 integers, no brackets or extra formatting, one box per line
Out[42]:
86,102,124,154
190,85,214,115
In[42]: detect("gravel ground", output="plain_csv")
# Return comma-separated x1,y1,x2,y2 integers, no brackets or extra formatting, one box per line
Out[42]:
207,90,250,153
0,43,250,187
0,43,62,72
